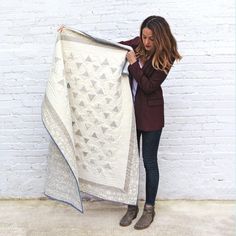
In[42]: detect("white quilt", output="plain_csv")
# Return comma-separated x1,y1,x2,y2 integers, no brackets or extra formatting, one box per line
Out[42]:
41,27,139,213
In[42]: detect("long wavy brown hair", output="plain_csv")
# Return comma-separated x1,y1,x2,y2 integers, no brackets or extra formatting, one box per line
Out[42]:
135,15,182,74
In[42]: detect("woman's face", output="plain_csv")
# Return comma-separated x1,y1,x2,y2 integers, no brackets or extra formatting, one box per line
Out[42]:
142,27,155,53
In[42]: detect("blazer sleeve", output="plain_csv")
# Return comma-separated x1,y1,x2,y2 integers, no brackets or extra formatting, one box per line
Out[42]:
118,36,140,50
128,61,169,95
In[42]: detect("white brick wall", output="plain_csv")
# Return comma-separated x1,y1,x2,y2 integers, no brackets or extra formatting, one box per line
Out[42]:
0,0,235,200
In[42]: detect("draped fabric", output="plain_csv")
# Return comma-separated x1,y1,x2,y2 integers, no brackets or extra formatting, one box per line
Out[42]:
41,27,139,213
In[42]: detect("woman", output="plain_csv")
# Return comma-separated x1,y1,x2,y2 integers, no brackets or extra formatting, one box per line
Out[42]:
118,15,181,230
57,16,182,230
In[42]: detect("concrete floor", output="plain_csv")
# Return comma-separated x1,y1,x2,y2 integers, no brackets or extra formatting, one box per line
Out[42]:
0,199,235,236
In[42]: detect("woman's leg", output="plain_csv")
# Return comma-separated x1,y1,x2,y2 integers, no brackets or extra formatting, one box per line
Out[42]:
141,129,162,206
136,129,142,155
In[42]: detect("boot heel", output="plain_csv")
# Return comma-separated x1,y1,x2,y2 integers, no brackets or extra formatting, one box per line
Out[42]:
133,209,139,219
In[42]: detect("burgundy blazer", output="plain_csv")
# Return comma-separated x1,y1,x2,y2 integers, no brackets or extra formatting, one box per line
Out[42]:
119,36,174,131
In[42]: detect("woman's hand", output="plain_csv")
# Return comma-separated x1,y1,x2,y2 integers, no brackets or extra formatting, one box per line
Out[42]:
57,25,65,32
126,51,137,65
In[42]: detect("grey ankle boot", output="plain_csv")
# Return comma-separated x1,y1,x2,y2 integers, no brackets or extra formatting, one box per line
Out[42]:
134,204,155,230
119,204,139,227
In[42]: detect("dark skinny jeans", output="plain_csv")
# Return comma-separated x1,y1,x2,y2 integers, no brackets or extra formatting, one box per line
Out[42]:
135,128,162,206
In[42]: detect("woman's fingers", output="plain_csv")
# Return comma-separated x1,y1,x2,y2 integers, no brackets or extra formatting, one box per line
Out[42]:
126,51,137,64
57,25,65,32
